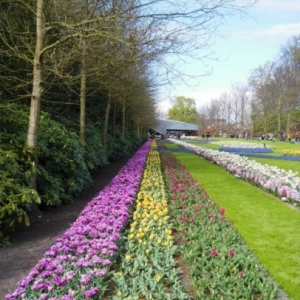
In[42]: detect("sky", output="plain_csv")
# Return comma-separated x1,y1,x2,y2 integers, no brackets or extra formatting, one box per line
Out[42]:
156,0,300,116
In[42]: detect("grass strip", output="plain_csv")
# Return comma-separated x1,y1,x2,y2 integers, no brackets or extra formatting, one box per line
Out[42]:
172,151,300,300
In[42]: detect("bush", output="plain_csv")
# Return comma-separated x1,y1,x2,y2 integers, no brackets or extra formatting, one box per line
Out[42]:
106,129,146,162
37,115,92,207
0,147,40,247
0,104,93,245
84,126,108,171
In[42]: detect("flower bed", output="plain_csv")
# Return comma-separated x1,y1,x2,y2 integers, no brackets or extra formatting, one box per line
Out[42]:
283,149,300,156
158,144,281,299
211,141,272,149
168,138,300,205
5,141,151,300
111,144,188,299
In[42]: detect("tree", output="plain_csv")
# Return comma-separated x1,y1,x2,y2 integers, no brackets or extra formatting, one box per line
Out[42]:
167,96,198,123
279,35,300,133
0,0,257,219
230,82,250,135
248,61,276,136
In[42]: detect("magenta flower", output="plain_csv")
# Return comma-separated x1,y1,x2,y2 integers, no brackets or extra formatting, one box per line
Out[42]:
53,275,68,287
80,274,92,286
229,249,235,257
85,287,99,298
189,216,195,222
219,207,225,215
211,250,218,257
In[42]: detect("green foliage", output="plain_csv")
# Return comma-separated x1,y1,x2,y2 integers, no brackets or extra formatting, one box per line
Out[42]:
0,148,40,247
105,129,145,162
0,105,40,246
84,126,108,171
107,135,131,161
167,96,198,123
0,104,93,245
37,115,92,207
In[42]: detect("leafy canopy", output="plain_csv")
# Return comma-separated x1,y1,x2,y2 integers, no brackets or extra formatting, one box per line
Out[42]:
167,96,198,123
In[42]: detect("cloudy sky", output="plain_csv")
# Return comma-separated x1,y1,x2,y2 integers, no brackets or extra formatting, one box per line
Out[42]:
156,0,300,115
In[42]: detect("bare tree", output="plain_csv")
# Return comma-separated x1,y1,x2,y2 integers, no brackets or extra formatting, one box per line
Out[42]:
248,61,276,136
279,35,300,133
231,82,250,135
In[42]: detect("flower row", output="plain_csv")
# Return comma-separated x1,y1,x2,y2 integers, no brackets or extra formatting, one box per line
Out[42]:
283,149,300,156
158,144,281,299
169,138,300,203
210,140,272,149
110,142,189,299
5,141,151,300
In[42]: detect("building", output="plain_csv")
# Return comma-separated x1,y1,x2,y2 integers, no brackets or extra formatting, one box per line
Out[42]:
149,118,199,138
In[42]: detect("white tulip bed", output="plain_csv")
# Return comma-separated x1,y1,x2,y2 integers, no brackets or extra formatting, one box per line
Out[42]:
168,138,300,204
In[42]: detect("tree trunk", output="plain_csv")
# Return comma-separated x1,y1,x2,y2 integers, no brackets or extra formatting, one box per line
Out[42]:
136,116,140,136
26,0,45,217
277,95,281,140
79,41,86,145
263,115,267,135
103,93,111,155
113,97,116,140
122,97,126,138
277,112,281,140
286,111,290,133
79,0,88,145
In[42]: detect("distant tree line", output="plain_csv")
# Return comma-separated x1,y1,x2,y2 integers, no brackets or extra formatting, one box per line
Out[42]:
196,35,300,139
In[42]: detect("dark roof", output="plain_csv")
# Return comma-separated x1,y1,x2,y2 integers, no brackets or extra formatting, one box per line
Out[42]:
152,119,199,134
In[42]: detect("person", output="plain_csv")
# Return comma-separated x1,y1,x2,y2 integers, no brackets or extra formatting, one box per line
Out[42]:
261,133,264,140
287,132,291,142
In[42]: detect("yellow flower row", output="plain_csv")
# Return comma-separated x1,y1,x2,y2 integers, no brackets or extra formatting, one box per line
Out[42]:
129,150,173,249
283,149,300,156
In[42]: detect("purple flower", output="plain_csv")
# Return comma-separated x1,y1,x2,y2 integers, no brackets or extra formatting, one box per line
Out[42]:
85,287,99,298
95,269,106,277
53,275,68,286
66,271,75,280
80,274,92,285
61,295,74,300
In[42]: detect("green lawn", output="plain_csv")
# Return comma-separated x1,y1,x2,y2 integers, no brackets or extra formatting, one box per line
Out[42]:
164,146,300,300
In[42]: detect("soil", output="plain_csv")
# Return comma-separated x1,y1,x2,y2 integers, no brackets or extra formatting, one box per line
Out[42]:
0,156,132,299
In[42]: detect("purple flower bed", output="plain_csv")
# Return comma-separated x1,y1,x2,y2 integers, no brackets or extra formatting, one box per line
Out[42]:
219,147,273,153
5,140,151,300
